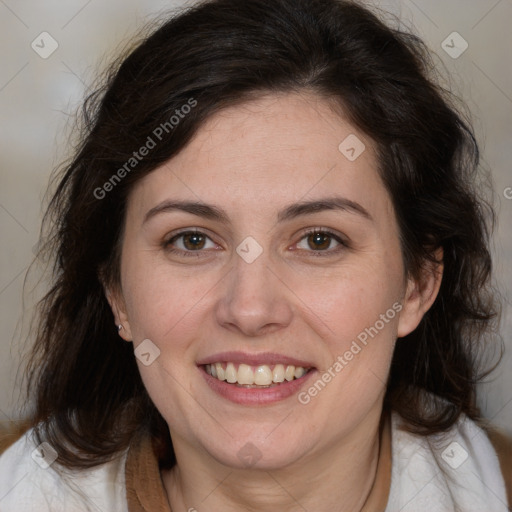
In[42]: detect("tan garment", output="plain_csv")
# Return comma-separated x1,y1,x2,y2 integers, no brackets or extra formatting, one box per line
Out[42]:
125,433,172,511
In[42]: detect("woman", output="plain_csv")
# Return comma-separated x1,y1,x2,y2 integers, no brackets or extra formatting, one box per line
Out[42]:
0,0,510,510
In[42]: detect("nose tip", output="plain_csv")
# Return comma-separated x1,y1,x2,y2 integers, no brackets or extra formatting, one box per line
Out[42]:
215,257,293,338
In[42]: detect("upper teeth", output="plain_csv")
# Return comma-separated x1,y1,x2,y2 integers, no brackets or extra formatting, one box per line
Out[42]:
205,362,309,386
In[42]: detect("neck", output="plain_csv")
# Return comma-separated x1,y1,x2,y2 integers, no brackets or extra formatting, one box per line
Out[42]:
162,409,385,512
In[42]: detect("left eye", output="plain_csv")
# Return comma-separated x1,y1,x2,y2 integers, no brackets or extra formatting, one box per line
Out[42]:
296,229,344,253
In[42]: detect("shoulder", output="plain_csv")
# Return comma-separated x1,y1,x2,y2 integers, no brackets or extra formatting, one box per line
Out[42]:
0,427,128,512
387,410,510,512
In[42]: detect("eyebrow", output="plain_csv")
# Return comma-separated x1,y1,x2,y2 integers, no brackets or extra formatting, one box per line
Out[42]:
143,196,372,225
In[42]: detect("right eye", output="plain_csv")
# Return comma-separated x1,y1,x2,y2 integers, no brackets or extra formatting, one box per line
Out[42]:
163,229,219,256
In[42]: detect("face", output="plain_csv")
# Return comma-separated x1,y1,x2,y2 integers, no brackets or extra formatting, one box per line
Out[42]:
109,92,437,470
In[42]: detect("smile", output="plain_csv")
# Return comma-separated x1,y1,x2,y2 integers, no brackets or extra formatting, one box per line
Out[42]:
204,362,312,387
197,352,317,405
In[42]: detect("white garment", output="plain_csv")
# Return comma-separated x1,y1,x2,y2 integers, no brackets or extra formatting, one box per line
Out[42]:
387,412,509,511
0,434,127,512
0,411,508,511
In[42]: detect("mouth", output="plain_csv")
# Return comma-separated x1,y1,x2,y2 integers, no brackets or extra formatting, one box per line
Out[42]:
197,352,317,405
203,362,313,388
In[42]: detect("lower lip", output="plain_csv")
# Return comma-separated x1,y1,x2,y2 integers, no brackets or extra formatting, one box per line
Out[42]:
199,366,317,405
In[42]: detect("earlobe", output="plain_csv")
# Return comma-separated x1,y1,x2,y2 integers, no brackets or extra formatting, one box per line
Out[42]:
104,287,133,342
396,248,444,338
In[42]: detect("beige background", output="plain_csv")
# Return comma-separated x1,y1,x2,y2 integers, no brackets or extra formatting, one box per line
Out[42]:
1,0,511,434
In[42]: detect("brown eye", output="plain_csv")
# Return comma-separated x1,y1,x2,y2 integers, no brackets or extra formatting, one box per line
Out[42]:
181,232,206,250
163,230,217,256
307,232,332,250
295,229,347,255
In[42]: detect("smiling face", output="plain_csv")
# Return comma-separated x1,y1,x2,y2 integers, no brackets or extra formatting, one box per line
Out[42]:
108,91,438,471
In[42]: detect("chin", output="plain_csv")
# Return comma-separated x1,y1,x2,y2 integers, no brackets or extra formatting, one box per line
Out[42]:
199,431,313,471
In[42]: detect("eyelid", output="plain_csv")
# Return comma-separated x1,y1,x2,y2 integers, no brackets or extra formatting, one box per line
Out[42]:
297,227,347,242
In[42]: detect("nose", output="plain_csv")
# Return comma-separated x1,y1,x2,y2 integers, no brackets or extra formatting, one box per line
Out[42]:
215,251,294,338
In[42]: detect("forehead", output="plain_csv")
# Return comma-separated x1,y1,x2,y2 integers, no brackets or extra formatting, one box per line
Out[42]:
127,92,392,223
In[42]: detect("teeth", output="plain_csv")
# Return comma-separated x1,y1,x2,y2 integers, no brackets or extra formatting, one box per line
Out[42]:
226,362,237,383
294,366,306,378
205,362,310,386
254,365,273,385
273,364,285,382
215,362,225,381
238,364,254,385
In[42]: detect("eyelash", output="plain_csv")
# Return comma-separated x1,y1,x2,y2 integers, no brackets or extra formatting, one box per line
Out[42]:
162,228,348,258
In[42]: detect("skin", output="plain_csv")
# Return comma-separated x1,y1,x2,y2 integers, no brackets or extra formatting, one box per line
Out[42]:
107,91,442,512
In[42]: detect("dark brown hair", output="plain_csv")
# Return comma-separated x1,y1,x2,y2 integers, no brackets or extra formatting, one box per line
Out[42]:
26,0,499,469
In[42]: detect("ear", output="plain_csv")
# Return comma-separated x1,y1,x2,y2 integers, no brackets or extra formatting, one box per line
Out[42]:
397,248,443,338
104,285,134,342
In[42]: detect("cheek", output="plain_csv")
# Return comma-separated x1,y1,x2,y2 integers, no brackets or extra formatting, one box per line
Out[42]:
293,272,400,435
121,256,222,352
288,261,403,407
292,261,402,338
126,284,185,337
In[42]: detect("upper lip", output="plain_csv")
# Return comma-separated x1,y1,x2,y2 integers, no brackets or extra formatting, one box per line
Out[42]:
196,351,315,368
